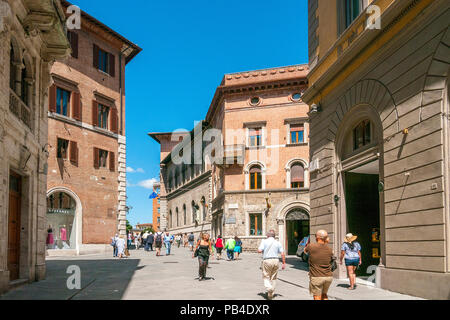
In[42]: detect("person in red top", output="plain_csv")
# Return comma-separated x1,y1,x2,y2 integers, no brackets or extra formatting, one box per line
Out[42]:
215,235,224,260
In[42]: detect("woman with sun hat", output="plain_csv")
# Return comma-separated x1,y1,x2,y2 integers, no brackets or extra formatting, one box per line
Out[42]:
339,233,361,290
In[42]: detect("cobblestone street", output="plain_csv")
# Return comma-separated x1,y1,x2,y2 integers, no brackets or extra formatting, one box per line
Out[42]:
0,245,422,300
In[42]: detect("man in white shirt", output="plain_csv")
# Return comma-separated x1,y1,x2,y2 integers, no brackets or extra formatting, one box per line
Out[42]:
258,229,286,300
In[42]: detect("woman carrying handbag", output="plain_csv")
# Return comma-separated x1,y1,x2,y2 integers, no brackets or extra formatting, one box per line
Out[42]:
193,233,213,281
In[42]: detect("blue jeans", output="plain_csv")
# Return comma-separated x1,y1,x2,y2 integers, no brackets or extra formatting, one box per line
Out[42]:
227,249,234,260
165,242,171,255
113,246,118,257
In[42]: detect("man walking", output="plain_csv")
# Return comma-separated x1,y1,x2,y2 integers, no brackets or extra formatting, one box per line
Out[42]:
304,229,334,300
258,230,285,300
188,232,195,252
147,232,154,251
154,229,164,256
164,231,174,255
224,237,236,261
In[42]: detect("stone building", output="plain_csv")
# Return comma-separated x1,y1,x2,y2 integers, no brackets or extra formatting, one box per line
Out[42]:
149,124,212,238
46,0,141,255
303,0,450,299
0,0,70,293
150,65,310,252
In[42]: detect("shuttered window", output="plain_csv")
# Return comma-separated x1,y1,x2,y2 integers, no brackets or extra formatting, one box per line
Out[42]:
57,138,69,159
49,84,57,113
67,31,78,58
69,141,78,166
98,104,109,129
72,92,81,121
109,152,115,172
93,44,115,77
291,163,304,188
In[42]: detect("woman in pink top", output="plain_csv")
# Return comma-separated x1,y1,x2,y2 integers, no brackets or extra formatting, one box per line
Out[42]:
215,235,224,260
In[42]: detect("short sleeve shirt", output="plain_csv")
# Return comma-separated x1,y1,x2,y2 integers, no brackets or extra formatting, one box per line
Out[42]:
341,242,361,260
258,237,284,259
305,243,333,277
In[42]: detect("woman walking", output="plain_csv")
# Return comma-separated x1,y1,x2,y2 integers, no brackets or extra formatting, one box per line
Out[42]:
116,236,126,259
339,233,361,290
234,236,242,260
215,235,224,260
193,233,213,281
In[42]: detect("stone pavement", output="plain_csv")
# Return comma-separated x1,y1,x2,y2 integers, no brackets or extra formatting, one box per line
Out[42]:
0,245,423,300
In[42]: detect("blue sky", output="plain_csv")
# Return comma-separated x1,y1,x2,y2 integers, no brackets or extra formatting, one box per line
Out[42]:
72,0,309,227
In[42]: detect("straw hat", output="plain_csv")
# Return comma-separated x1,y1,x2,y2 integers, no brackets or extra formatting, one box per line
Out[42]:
345,233,357,242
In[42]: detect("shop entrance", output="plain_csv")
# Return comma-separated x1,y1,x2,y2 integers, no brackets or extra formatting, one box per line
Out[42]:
285,209,309,255
344,161,381,277
8,172,22,281
46,192,77,250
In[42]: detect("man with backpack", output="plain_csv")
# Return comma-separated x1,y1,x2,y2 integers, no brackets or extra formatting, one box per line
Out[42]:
188,232,195,252
146,232,154,251
154,229,164,256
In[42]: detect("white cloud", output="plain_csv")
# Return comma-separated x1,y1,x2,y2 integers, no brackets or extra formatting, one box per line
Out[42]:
137,178,158,190
127,167,145,173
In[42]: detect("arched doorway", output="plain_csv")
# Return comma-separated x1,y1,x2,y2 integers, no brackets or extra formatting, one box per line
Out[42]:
46,188,82,252
285,208,309,255
335,104,385,278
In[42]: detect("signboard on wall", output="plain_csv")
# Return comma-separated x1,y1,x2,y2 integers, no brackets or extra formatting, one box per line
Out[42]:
225,216,236,224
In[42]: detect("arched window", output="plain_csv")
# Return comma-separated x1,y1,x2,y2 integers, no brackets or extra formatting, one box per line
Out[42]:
169,210,173,228
192,201,197,224
353,119,371,150
183,204,187,225
175,207,179,227
291,163,305,188
249,165,262,190
10,44,16,91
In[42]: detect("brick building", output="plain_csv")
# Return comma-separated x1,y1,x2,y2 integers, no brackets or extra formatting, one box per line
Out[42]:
0,0,70,293
152,182,161,230
303,0,450,299
151,65,310,252
46,1,141,255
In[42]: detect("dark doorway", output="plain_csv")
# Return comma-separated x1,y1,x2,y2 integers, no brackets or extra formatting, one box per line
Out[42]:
344,171,381,277
8,172,22,281
285,209,309,255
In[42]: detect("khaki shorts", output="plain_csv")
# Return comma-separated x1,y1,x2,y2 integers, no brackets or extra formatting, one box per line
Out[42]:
309,276,333,296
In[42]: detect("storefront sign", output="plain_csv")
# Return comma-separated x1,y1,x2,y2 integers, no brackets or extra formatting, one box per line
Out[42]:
47,208,75,215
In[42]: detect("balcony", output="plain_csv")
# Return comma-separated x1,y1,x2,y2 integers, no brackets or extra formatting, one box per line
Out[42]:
9,88,32,131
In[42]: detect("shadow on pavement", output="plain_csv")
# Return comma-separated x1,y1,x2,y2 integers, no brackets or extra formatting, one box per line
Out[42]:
285,257,309,271
0,258,140,300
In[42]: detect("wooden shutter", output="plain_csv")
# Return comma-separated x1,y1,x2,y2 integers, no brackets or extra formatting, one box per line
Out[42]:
291,164,304,182
93,147,99,169
93,44,99,69
69,31,78,59
108,53,115,77
110,108,118,134
109,151,115,172
69,141,78,166
72,92,81,121
49,84,57,112
92,100,98,126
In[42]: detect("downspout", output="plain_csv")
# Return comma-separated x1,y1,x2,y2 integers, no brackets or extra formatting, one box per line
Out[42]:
119,46,132,135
